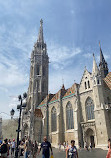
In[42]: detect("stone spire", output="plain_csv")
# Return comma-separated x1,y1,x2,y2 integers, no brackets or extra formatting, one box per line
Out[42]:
99,42,108,78
92,53,99,76
37,19,44,43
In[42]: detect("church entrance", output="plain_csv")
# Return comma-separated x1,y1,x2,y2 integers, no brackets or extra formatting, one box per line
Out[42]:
85,128,95,147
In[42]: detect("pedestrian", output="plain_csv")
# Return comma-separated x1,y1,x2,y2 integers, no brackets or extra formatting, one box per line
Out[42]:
11,139,16,156
89,142,92,152
106,138,111,158
79,141,81,150
66,140,78,158
84,141,89,151
66,141,68,147
38,136,53,158
63,141,66,149
24,138,30,158
1,139,8,158
33,140,38,158
59,143,61,152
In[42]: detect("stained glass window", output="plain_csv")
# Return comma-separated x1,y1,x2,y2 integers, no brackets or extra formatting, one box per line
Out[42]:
51,107,57,132
66,102,74,130
86,97,95,120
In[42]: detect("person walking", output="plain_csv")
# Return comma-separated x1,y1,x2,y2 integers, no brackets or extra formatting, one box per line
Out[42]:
66,140,78,158
38,136,53,158
33,141,38,158
24,138,30,158
1,139,8,158
106,138,111,158
11,139,16,156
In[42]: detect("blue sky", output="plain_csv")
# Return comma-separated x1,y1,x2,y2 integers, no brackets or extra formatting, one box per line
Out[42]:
0,0,111,119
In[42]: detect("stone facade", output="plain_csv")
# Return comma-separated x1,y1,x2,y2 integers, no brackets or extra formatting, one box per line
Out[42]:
21,20,111,148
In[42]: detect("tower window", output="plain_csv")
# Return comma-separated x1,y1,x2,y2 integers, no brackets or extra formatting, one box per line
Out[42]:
88,80,90,88
36,80,40,91
97,79,100,84
85,82,87,89
37,65,40,75
42,82,45,92
43,67,45,76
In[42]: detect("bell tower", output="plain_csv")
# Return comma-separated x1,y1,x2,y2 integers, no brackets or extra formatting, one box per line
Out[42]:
29,19,49,110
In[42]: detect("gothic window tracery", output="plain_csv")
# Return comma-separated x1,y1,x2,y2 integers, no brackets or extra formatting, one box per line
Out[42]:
86,97,95,120
66,102,74,130
51,107,57,132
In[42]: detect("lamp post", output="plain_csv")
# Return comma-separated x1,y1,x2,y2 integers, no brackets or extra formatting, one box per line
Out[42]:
14,92,27,158
10,109,15,119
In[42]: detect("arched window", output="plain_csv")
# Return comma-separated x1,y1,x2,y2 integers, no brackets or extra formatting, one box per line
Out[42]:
85,82,87,89
88,80,90,88
86,97,95,120
51,107,57,132
66,102,74,130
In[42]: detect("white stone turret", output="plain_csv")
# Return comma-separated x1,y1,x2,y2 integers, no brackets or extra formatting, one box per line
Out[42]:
92,53,99,76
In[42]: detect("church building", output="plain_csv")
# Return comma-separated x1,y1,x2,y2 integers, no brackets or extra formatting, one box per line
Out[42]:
21,20,111,148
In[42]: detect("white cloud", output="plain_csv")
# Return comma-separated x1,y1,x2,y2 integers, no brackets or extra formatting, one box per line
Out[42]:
48,42,82,70
83,53,92,58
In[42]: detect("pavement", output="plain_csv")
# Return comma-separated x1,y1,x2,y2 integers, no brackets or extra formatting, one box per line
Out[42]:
8,148,108,158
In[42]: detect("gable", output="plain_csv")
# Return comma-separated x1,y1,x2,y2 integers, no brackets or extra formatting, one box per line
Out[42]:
79,69,92,94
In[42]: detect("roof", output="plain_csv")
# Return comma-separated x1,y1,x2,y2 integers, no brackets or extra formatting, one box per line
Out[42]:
40,94,54,105
34,109,43,118
104,72,111,90
38,83,78,107
63,83,76,98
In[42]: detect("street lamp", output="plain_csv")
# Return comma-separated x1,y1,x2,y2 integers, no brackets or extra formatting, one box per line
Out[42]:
10,109,15,119
15,92,27,158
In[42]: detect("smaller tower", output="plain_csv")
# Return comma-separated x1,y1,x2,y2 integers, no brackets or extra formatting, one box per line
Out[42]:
99,43,108,78
92,53,101,86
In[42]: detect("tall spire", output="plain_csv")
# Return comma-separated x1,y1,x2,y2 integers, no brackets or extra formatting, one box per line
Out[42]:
99,42,108,78
92,53,99,76
37,19,44,43
99,41,105,63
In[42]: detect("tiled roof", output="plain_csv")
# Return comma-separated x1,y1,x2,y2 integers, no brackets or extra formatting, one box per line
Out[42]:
39,94,54,106
104,72,111,90
63,83,76,98
38,83,78,107
34,109,43,118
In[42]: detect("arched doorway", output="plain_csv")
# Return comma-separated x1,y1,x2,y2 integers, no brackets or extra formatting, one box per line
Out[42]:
85,128,95,147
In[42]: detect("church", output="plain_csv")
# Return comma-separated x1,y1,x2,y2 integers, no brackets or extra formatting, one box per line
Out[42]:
21,19,111,148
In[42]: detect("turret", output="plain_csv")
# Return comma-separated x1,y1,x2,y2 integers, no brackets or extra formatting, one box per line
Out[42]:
99,43,108,78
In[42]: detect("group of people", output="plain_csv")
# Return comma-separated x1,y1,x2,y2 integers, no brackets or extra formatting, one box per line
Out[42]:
0,136,53,158
1,136,111,158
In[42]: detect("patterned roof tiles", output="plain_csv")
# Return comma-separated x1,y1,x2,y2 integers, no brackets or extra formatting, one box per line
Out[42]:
63,83,76,97
104,72,111,90
39,93,54,106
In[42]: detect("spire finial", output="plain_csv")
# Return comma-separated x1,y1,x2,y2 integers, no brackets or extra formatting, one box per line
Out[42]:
40,19,43,26
37,19,44,43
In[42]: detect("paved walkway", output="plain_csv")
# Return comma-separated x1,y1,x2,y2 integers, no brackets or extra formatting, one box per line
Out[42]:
8,148,108,158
